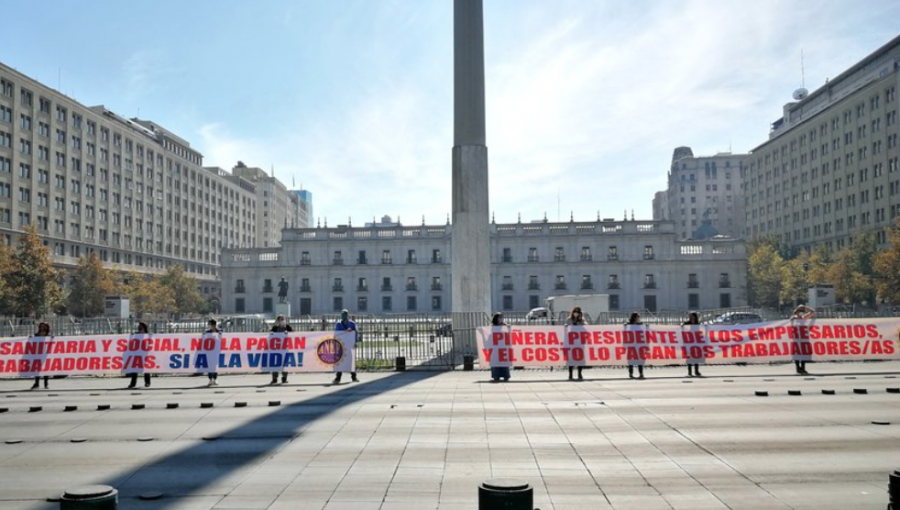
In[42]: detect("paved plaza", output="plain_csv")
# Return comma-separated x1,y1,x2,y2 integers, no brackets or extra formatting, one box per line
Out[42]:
0,362,899,510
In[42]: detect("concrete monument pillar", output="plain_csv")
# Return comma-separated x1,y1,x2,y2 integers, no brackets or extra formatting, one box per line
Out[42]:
451,0,491,319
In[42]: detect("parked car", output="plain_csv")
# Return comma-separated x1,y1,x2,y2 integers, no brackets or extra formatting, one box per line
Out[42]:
526,307,552,322
706,312,764,325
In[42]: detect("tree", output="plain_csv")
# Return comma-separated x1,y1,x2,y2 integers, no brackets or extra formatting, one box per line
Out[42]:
874,218,900,303
125,273,176,316
747,243,784,308
828,231,877,306
159,265,203,314
66,253,119,317
806,243,833,288
2,224,62,317
780,252,809,307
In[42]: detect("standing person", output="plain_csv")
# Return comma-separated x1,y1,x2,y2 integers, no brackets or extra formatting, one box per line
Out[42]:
205,319,221,387
333,310,359,384
30,322,51,390
127,322,153,388
790,305,815,375
269,315,293,385
626,312,645,379
682,312,702,377
566,307,587,381
490,312,511,382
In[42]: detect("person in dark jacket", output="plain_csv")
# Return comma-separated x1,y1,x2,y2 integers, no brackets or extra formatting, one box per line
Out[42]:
269,315,293,384
333,310,359,384
566,307,587,381
682,312,703,377
626,312,645,379
490,312,511,382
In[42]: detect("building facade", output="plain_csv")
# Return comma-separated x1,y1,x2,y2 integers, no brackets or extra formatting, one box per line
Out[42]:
744,34,900,252
0,61,295,297
232,163,299,247
221,218,748,317
656,147,746,240
292,189,313,228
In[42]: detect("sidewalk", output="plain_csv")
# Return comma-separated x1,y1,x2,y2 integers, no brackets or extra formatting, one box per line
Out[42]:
0,362,898,510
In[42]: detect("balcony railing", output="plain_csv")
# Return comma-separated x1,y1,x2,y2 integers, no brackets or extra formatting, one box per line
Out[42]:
406,258,417,264
381,285,393,291
581,283,594,290
643,254,655,260
332,258,344,265
608,282,621,290
527,255,540,262
381,259,392,265
687,281,700,288
554,255,566,262
501,256,513,263
300,285,312,293
644,282,657,289
719,281,732,288
555,283,567,290
262,286,273,293
234,286,246,294
357,258,368,265
501,284,514,291
607,254,619,261
431,257,443,264
580,255,593,262
357,285,368,292
406,284,418,291
332,284,344,292
528,283,540,290
300,259,311,266
431,284,442,291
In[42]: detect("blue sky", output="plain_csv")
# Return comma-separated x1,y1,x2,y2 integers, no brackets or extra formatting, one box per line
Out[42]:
3,1,899,226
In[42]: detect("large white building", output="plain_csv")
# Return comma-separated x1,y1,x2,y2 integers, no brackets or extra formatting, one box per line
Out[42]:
221,217,748,317
744,33,900,252
653,147,746,240
232,163,300,247
0,60,302,297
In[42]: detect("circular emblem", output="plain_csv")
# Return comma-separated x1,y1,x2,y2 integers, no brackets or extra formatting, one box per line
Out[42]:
316,337,345,366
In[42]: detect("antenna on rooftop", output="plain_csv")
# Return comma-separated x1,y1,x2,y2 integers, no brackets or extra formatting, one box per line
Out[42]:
793,49,809,101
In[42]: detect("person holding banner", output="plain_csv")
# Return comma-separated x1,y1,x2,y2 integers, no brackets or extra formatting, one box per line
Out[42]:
30,322,51,390
332,310,359,384
626,312,645,379
205,319,222,387
791,305,816,375
269,315,293,385
566,307,587,381
127,322,153,388
682,312,703,377
490,312,511,382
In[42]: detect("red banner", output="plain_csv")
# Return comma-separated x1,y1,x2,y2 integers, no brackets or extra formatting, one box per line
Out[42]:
0,331,356,377
477,319,900,367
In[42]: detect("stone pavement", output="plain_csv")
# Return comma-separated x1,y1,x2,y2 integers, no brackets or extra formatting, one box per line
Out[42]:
0,362,899,510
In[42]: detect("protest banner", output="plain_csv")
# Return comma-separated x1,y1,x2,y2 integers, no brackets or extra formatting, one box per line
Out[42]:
477,319,900,367
0,331,356,377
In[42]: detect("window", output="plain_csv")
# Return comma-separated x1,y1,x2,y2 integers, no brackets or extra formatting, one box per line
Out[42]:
502,295,513,311
333,297,344,312
263,298,273,314
382,296,392,312
432,249,442,263
0,106,11,123
381,249,392,264
235,298,245,313
406,296,417,311
580,246,592,261
358,250,367,264
581,275,593,290
301,278,311,292
555,275,567,290
719,273,731,288
357,277,368,292
608,246,618,261
688,294,699,309
528,275,539,290
502,247,512,262
643,245,655,260
431,296,442,311
688,273,699,288
358,296,368,312
528,247,538,262
643,274,656,289
406,277,417,291
406,249,417,264
609,295,619,310
301,251,310,265
332,250,343,265
554,247,565,262
608,274,620,289
382,277,392,291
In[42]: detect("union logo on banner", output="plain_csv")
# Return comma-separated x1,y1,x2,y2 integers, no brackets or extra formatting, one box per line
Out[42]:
315,337,346,367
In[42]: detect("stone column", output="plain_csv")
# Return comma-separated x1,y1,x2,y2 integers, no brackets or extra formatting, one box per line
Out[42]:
451,0,491,319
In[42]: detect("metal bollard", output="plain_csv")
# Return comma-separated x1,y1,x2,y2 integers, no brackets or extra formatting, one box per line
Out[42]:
60,485,118,510
889,469,900,508
478,478,533,510
396,356,406,371
463,355,474,371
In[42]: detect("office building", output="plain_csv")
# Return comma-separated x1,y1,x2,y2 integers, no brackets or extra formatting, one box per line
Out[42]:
744,34,900,251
